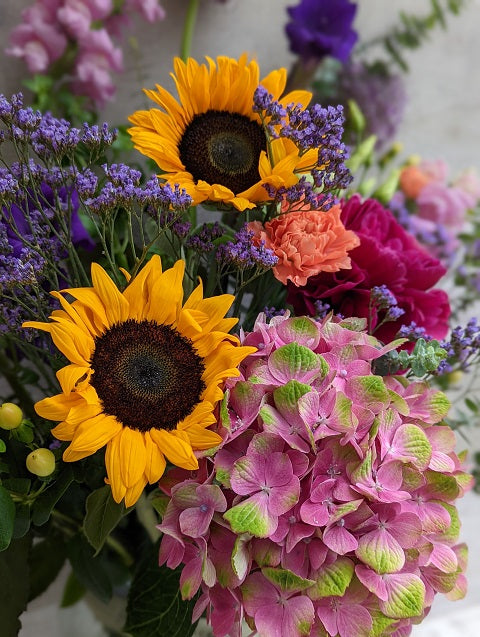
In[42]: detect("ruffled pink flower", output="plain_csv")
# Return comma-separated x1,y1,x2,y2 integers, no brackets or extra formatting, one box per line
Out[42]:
249,201,359,287
72,28,123,106
416,182,472,231
6,3,67,73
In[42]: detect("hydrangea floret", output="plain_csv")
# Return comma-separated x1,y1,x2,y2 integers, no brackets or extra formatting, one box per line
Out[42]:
158,312,471,637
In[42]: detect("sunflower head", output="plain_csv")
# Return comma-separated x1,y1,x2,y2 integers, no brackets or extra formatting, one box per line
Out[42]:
128,55,312,212
24,256,255,506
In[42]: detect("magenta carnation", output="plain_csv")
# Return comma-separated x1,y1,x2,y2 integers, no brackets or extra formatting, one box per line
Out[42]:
287,195,451,343
157,313,471,637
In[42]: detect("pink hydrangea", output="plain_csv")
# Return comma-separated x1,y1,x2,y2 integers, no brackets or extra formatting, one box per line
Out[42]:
157,313,471,637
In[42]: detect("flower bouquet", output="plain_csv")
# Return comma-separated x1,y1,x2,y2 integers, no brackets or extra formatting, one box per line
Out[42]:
0,1,479,637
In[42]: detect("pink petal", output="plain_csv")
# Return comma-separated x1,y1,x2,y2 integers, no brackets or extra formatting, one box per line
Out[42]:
323,524,358,555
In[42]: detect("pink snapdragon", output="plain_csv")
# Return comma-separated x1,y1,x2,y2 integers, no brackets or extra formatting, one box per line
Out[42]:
6,3,67,73
57,0,113,38
6,0,166,107
72,28,123,106
157,313,471,637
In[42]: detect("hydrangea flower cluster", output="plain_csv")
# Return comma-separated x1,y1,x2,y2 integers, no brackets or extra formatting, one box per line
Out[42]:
158,313,471,637
6,0,166,106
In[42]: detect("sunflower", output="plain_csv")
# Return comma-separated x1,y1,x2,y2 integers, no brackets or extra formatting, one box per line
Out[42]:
24,257,255,506
128,55,315,212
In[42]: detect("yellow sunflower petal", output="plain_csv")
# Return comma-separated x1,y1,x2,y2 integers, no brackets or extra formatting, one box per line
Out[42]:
118,427,147,488
146,259,185,324
105,435,127,504
125,477,148,508
91,263,130,325
67,414,121,454
182,425,222,450
51,420,77,441
149,429,198,470
56,364,90,394
35,392,81,421
144,432,167,484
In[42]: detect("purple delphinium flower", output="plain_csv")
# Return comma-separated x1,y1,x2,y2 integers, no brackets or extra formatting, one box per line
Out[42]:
285,0,358,65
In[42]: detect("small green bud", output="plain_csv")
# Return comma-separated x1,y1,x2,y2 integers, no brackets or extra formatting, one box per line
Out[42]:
0,403,24,430
26,448,56,477
347,99,366,134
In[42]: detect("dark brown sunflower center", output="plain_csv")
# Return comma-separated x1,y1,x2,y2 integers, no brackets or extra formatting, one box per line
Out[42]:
179,110,267,194
90,319,205,432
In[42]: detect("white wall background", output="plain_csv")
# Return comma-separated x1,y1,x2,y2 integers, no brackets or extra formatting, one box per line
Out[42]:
0,1,479,635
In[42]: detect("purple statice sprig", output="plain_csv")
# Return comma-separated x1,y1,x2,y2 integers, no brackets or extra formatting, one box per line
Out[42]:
252,88,352,209
369,285,405,333
437,318,480,375
185,222,225,253
216,224,278,272
0,94,117,162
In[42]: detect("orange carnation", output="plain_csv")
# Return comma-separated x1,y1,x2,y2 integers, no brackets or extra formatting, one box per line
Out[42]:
249,202,360,287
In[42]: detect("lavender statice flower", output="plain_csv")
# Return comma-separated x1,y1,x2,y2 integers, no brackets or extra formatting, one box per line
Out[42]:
398,321,430,342
141,178,192,210
255,94,352,209
185,222,224,253
281,102,352,205
216,224,278,270
31,113,82,157
370,285,405,327
81,122,117,149
253,86,287,137
263,306,286,320
314,299,331,318
285,0,358,65
156,211,191,239
371,285,398,310
437,319,480,374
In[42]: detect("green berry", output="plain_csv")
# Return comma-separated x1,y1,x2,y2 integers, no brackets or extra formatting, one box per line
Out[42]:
0,403,23,430
26,448,56,477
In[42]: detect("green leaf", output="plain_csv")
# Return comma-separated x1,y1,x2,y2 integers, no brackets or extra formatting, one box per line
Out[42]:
125,540,198,637
0,440,6,453
32,466,74,526
67,534,112,603
84,486,125,554
0,535,31,637
0,485,15,551
3,478,31,495
61,571,86,608
13,503,31,539
28,534,67,602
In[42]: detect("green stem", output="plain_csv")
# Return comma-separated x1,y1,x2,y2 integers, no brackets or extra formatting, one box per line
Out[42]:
180,0,200,61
